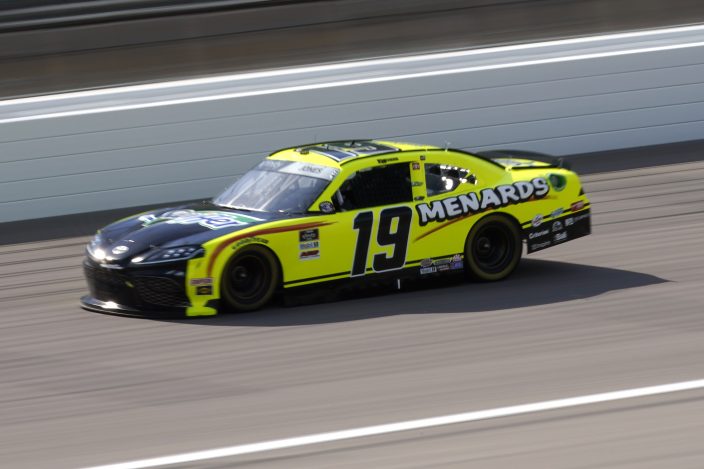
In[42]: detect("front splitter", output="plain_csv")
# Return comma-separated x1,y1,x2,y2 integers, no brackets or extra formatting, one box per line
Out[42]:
80,295,187,319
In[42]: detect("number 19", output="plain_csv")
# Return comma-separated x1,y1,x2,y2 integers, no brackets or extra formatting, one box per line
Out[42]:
351,206,413,276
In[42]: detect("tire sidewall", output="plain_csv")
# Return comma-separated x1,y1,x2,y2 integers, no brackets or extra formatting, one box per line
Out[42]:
222,244,280,312
464,214,522,281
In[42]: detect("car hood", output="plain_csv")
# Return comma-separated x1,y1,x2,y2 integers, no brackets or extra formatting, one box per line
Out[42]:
94,202,293,263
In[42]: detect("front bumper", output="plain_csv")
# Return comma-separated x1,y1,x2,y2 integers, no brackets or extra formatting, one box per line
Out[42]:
81,258,189,318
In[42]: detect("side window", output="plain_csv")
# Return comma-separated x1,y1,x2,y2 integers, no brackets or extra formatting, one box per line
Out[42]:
425,164,474,197
334,163,412,210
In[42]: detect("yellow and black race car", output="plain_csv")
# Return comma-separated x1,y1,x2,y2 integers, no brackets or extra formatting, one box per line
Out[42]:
81,140,591,317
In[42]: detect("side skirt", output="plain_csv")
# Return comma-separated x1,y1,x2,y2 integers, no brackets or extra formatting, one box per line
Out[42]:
281,254,467,300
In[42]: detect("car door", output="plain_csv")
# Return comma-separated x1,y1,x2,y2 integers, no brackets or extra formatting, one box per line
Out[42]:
311,161,418,283
408,154,483,263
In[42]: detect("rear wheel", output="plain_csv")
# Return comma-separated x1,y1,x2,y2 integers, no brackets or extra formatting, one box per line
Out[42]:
464,215,522,281
222,245,279,312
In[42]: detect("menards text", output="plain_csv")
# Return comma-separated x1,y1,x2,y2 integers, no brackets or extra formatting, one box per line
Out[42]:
416,177,549,225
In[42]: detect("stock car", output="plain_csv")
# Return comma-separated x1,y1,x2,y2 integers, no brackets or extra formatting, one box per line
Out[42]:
81,140,591,317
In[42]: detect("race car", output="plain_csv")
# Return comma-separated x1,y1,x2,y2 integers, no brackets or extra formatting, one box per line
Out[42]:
81,139,591,317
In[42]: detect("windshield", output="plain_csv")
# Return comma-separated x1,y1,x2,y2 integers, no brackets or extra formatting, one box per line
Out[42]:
213,159,338,213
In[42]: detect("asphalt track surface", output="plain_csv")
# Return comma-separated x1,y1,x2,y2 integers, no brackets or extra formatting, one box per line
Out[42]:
1,143,703,468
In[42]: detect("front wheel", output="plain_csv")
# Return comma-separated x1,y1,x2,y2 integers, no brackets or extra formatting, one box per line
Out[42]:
464,215,522,281
222,245,280,312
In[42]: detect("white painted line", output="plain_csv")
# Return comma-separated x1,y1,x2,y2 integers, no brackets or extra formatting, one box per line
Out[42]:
3,23,704,107
84,378,704,469
3,39,704,125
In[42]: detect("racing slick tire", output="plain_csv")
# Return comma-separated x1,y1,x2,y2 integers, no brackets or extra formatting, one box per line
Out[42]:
464,214,522,281
222,245,280,312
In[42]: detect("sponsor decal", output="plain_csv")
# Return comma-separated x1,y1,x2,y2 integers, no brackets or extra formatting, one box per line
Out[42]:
290,163,324,175
550,207,564,218
565,217,574,227
306,142,398,161
530,240,551,250
299,228,319,242
573,213,590,223
548,173,567,191
532,214,544,228
571,200,586,212
234,237,269,248
319,201,335,213
493,158,535,167
298,164,323,175
300,164,323,174
278,161,339,181
554,231,568,243
139,211,186,226
419,256,462,271
299,250,320,260
528,229,549,239
416,178,550,226
299,241,320,250
377,157,399,164
412,162,421,170
139,209,263,230
196,285,213,295
189,277,213,286
552,221,564,232
112,245,129,255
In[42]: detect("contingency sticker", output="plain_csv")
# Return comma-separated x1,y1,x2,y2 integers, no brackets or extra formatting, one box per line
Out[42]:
299,241,320,250
190,277,213,295
189,277,213,286
298,228,321,260
299,250,320,260
299,228,319,242
419,254,464,275
525,210,591,253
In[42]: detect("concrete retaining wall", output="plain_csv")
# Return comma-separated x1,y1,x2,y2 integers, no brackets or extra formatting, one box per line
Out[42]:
1,28,703,223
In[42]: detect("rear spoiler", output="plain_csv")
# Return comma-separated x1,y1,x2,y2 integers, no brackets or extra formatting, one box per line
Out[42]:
473,149,571,170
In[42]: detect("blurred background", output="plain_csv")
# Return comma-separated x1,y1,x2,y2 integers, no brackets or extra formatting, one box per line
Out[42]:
3,0,704,97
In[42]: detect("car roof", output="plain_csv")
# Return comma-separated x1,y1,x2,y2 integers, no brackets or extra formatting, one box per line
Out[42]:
269,139,441,167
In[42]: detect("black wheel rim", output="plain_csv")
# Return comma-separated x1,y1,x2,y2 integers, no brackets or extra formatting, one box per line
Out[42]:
472,225,514,274
226,253,270,304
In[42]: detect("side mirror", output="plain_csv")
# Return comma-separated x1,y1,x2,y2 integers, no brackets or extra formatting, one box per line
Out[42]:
319,201,335,214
